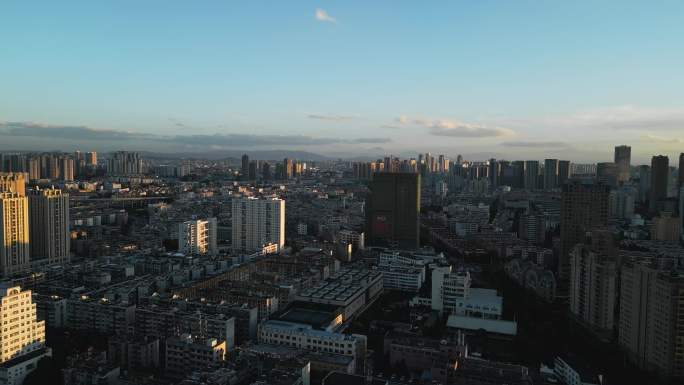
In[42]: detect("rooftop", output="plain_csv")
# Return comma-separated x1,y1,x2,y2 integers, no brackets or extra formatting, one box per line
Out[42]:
447,315,518,336
261,320,357,341
323,372,387,385
275,302,341,330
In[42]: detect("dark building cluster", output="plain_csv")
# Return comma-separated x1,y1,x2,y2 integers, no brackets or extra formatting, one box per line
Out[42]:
0,147,681,385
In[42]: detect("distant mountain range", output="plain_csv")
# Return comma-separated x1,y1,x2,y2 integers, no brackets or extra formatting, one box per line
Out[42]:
141,149,335,162
2,147,526,163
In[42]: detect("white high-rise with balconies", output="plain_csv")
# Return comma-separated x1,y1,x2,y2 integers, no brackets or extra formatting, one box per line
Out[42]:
0,286,45,362
178,218,217,256
0,285,50,385
231,197,285,253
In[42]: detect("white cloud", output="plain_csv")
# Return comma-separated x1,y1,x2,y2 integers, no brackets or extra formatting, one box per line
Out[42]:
396,116,410,124
501,141,569,148
383,116,514,138
641,134,684,144
382,116,410,129
307,113,356,121
0,120,390,148
503,105,684,131
315,8,337,24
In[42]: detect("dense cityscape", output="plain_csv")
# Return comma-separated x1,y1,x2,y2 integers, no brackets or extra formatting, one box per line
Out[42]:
3,2,684,385
0,146,681,385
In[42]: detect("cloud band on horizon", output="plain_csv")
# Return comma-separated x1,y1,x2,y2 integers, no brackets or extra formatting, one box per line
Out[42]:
0,121,390,149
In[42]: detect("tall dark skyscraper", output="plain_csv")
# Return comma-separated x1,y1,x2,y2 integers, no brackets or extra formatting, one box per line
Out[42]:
248,160,259,180
614,145,631,184
558,160,571,186
679,153,684,188
524,161,539,190
489,159,498,189
241,154,249,177
262,162,272,180
511,161,525,188
367,173,420,250
560,180,610,294
544,159,559,190
649,155,669,214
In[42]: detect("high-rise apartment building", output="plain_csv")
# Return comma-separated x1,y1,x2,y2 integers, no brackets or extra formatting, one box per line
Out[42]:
596,162,617,188
650,213,681,241
489,159,498,189
294,161,304,177
637,165,651,204
28,154,75,181
519,209,546,244
353,162,380,180
614,145,631,184
569,242,617,333
679,153,684,188
571,163,598,179
559,181,610,292
650,155,669,214
179,218,218,256
85,151,97,167
0,285,46,363
0,154,27,173
0,285,49,385
248,160,259,180
231,197,285,253
438,155,449,173
27,158,40,180
680,186,684,241
241,154,249,177
28,188,70,265
509,160,525,188
41,154,59,180
558,160,571,186
524,161,539,190
544,159,559,190
106,151,143,175
59,156,74,181
608,187,636,220
261,162,272,180
74,151,85,177
367,173,420,250
0,173,26,197
0,193,30,277
282,158,294,179
619,259,684,378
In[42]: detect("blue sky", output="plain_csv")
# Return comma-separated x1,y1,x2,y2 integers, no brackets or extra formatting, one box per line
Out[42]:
1,0,683,162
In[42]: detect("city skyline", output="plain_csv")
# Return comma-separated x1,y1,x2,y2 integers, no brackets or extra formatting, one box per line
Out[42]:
2,2,684,384
2,1,684,162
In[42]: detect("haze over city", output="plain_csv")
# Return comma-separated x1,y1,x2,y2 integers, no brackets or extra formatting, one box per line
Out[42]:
2,1,684,162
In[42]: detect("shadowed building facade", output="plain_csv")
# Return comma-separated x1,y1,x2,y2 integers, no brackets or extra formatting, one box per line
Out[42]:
367,172,420,250
614,145,631,184
28,187,70,266
559,181,609,297
649,155,669,214
0,193,30,277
